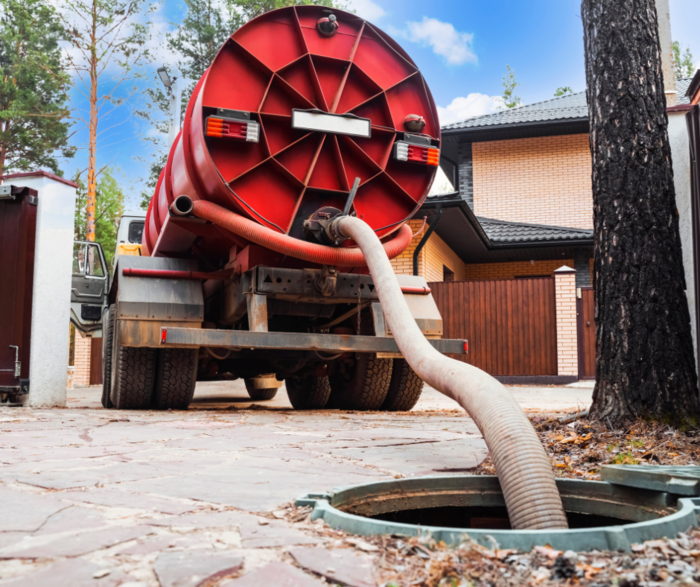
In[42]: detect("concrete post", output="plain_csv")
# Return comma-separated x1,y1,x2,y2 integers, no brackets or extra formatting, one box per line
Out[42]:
2,172,78,407
656,0,678,106
554,265,578,378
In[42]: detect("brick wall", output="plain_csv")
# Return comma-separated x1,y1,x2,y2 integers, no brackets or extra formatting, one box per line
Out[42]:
463,259,575,281
390,220,466,282
554,267,578,376
73,330,91,387
472,134,593,229
423,232,467,282
390,219,425,276
458,143,473,208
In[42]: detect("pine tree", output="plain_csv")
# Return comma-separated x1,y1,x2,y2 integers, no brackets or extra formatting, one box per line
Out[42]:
581,0,700,426
0,0,74,175
74,167,125,269
58,0,152,241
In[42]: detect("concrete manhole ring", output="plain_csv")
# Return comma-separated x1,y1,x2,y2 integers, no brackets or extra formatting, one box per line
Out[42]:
296,475,700,552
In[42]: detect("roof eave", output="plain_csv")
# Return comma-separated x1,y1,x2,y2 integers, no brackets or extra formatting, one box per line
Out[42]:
441,116,589,136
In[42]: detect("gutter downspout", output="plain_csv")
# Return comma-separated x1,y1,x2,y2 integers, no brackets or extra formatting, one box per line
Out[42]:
413,204,443,276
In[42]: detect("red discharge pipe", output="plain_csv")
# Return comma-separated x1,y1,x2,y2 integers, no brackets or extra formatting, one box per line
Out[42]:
122,268,233,281
190,200,412,268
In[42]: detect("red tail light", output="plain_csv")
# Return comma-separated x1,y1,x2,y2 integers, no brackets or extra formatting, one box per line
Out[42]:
206,116,259,142
394,141,439,166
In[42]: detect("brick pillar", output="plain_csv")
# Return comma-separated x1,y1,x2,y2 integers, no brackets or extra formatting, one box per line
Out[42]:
554,265,578,378
73,331,92,387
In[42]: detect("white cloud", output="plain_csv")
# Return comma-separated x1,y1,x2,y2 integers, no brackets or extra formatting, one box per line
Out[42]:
437,94,503,126
393,17,477,66
344,0,386,23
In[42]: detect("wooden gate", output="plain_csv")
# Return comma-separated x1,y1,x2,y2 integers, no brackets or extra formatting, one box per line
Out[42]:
0,186,38,393
577,287,596,379
429,278,558,376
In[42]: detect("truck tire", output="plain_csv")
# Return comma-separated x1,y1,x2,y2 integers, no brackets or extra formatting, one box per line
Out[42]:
100,305,115,409
381,359,424,412
285,375,331,410
109,323,156,410
328,355,392,411
152,348,198,410
244,379,278,401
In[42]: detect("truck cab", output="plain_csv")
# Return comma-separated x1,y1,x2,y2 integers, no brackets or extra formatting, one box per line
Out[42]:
70,215,145,336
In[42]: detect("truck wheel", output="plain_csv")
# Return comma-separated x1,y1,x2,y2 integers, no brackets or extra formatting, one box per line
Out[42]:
328,355,392,411
285,375,331,410
100,305,115,409
109,323,156,410
152,348,198,410
381,359,424,411
244,379,278,401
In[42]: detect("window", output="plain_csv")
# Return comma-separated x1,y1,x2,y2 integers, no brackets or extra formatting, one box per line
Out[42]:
128,220,145,244
443,266,455,282
72,243,104,277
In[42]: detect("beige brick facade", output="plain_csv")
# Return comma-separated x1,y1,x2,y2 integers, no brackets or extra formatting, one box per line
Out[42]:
73,330,91,387
463,259,575,281
554,267,578,376
390,220,467,282
473,134,593,230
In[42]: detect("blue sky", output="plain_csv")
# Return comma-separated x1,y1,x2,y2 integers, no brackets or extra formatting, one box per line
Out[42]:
60,0,700,214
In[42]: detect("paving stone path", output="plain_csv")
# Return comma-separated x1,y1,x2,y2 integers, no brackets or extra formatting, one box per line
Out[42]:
0,381,494,586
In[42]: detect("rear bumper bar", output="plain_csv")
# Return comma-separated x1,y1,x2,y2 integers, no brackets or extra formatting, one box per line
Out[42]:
160,327,466,355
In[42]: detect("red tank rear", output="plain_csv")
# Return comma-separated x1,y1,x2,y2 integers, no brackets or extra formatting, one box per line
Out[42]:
143,6,441,262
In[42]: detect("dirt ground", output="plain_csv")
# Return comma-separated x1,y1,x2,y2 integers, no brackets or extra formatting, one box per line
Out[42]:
3,380,699,586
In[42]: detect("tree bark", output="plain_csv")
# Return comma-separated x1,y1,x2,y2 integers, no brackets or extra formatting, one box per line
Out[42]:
582,0,700,426
86,0,98,242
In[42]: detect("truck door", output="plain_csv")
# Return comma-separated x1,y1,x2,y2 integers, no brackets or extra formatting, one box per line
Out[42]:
70,241,109,335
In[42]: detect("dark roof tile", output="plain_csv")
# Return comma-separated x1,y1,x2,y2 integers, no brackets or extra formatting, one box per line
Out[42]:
477,216,593,244
443,78,693,131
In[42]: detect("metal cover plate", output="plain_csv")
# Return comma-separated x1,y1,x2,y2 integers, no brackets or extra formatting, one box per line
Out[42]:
601,465,700,496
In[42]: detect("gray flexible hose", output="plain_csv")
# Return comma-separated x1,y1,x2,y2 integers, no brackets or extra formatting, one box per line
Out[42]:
336,216,568,530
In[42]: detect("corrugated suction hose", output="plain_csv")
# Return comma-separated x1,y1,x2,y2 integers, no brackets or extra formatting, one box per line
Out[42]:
333,216,568,530
190,200,412,268
190,199,568,529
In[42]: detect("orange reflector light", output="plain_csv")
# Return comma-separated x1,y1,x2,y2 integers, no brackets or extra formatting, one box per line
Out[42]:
394,141,439,166
206,116,259,142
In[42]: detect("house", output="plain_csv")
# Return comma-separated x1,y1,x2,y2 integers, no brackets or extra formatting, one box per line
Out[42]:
388,80,695,383
392,79,694,286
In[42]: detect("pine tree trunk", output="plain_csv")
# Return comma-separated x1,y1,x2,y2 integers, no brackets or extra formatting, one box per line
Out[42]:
86,0,98,242
582,0,700,426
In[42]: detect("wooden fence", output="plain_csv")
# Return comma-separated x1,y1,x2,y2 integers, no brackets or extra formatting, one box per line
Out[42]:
429,278,558,377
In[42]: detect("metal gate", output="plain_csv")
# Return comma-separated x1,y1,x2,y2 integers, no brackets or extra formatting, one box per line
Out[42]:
0,185,38,395
429,278,558,377
577,287,596,380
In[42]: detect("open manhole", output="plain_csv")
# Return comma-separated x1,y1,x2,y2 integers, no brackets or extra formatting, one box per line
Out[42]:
296,472,700,552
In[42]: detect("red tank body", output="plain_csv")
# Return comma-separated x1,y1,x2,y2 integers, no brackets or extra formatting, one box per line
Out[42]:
143,6,441,263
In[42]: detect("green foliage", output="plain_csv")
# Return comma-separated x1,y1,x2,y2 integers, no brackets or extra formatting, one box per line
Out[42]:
0,0,74,175
74,168,125,269
672,41,695,80
554,86,573,97
500,65,521,109
138,0,343,208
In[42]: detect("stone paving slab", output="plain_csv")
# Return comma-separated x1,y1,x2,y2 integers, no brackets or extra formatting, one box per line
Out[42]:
221,561,325,586
153,551,243,587
0,525,154,559
0,559,136,587
290,546,376,587
0,383,497,586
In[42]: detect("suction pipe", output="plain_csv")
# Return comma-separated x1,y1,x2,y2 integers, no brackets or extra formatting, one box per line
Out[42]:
332,216,568,530
188,200,568,529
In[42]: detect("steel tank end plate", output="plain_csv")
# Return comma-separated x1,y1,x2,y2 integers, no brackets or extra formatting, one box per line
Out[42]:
152,5,440,253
